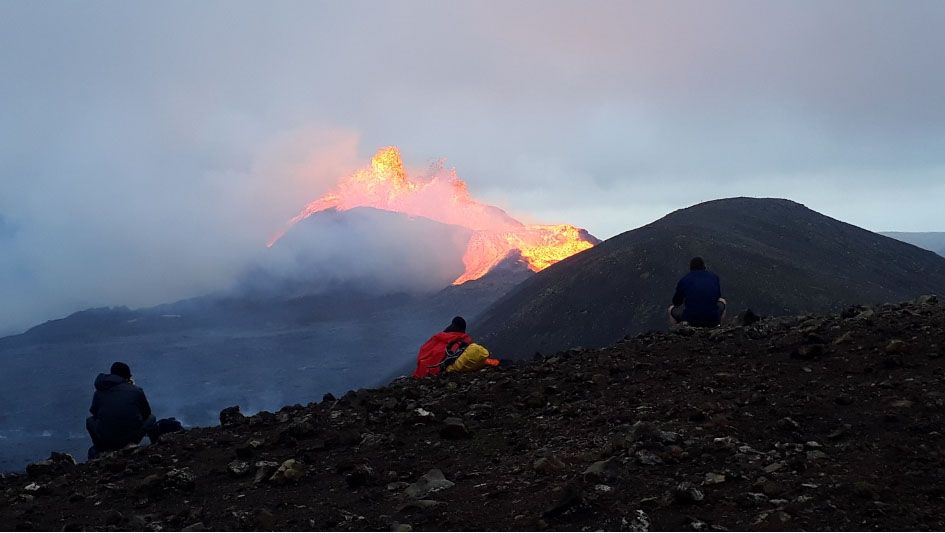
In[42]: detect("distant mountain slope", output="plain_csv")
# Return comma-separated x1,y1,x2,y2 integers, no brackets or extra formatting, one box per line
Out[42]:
882,231,945,258
476,197,945,358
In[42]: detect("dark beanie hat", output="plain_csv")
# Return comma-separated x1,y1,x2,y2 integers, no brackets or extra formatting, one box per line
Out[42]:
443,316,466,333
689,256,706,271
110,362,132,379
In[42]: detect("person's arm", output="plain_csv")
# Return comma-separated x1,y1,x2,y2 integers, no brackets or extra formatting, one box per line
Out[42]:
136,388,152,419
672,280,685,307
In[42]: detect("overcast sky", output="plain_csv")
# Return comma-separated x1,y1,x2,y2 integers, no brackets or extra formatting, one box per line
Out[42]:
2,0,944,333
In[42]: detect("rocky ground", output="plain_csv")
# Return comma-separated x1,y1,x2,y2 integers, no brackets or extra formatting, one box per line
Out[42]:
2,296,945,531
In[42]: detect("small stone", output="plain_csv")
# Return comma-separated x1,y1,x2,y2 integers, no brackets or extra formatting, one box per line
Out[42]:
806,450,828,461
269,459,305,484
390,524,413,532
885,340,907,355
673,482,704,504
253,508,275,530
583,458,623,482
704,472,726,485
827,424,851,439
396,499,441,512
166,467,196,491
793,344,825,360
533,456,566,475
227,460,251,477
285,416,316,438
635,449,663,466
762,481,786,497
182,522,206,532
439,418,470,440
253,461,280,484
853,481,878,498
105,510,124,526
832,331,853,345
764,462,785,473
835,394,854,406
405,469,454,499
345,464,376,487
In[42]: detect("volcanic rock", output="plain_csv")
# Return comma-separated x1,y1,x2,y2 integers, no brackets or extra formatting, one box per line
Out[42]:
439,417,470,440
25,452,76,479
269,459,305,484
219,406,245,428
404,469,454,499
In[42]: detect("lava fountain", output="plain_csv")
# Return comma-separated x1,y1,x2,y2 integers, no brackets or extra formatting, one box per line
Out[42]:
269,146,596,284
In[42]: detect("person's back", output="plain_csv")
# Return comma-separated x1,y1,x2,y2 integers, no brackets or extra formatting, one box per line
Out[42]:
414,316,473,378
87,362,155,455
670,257,725,327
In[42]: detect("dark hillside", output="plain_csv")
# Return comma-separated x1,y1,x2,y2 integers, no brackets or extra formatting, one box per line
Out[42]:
475,198,945,358
2,297,944,531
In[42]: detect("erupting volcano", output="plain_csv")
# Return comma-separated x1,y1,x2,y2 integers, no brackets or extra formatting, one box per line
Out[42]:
269,147,597,284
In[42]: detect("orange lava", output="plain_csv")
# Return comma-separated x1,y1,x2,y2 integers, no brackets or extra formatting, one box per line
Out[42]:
269,146,595,284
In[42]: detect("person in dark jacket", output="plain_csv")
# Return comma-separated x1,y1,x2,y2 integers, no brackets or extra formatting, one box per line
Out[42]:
86,362,157,459
669,257,727,327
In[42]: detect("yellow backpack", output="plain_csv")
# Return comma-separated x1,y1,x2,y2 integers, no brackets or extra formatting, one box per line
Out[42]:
446,343,493,373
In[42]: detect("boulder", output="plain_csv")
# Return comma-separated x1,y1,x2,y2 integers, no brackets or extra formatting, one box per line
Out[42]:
219,406,246,428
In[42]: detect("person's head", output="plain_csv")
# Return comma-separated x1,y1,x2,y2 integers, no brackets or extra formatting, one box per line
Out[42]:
689,256,706,271
110,362,132,381
443,316,466,333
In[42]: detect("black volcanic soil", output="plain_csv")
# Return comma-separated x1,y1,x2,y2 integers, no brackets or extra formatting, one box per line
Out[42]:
2,297,945,531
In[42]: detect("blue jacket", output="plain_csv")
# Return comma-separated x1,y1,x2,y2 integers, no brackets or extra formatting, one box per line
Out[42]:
672,270,722,326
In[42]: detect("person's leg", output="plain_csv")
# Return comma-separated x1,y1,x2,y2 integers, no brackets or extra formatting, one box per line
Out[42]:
668,305,685,325
86,416,104,460
134,414,158,445
86,416,105,448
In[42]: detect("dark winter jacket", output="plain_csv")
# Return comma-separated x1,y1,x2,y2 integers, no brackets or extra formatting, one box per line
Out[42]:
88,373,152,447
672,270,723,327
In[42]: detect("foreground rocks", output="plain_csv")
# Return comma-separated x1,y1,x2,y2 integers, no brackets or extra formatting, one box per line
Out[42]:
2,298,945,531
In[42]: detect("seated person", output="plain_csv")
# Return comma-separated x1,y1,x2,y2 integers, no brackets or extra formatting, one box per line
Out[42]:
86,362,159,459
669,256,727,327
413,316,473,378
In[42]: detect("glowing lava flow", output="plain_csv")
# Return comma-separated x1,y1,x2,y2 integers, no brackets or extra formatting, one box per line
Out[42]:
269,146,596,284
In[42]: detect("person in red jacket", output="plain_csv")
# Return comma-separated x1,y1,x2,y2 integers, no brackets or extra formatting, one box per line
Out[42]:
413,316,473,378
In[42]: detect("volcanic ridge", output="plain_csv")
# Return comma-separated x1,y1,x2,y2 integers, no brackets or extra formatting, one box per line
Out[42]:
476,197,945,358
3,296,945,531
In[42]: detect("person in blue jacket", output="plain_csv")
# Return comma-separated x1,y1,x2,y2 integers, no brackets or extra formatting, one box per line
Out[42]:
669,257,727,327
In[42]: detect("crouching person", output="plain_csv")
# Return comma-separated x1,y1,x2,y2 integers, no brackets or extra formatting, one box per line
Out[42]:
413,317,499,378
86,362,160,460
